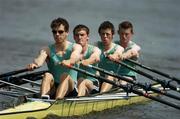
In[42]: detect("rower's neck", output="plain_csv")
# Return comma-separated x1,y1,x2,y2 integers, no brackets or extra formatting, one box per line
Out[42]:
55,40,67,51
104,42,113,51
82,43,88,54
120,41,128,49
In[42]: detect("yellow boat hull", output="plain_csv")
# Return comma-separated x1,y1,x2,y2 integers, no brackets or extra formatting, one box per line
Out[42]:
0,92,157,119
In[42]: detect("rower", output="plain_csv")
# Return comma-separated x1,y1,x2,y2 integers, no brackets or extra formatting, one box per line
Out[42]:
73,24,101,96
27,17,82,99
116,21,141,82
97,21,124,93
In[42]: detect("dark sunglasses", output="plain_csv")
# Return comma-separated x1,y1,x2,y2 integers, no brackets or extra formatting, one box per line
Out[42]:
52,30,65,34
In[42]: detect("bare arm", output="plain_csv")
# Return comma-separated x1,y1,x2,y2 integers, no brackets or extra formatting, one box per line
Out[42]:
122,44,141,60
62,43,82,66
108,44,124,61
81,46,101,66
27,47,49,70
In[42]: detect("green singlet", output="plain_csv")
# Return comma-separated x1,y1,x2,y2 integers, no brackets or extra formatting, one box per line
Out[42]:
78,44,98,83
117,41,138,78
98,42,119,75
47,43,78,84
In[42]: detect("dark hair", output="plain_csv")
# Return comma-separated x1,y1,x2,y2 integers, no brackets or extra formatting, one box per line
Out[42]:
73,24,89,35
98,21,115,35
50,17,69,32
118,21,134,34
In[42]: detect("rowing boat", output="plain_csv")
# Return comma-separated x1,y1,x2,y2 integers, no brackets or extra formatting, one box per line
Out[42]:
0,61,179,119
0,84,160,119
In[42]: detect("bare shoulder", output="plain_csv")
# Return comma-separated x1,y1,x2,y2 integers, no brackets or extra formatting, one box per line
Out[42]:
93,45,101,53
73,43,82,51
41,46,49,51
74,43,82,48
115,43,124,51
39,46,50,56
132,44,141,51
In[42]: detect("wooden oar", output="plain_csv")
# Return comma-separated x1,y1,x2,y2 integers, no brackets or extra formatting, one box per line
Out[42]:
63,64,180,110
87,65,180,101
113,60,180,92
126,59,180,84
0,68,29,78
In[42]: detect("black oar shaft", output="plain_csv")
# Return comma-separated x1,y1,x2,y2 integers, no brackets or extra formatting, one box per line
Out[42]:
21,78,41,86
89,65,180,100
0,80,38,93
0,68,29,78
66,65,180,110
132,88,180,110
17,70,48,79
0,70,47,88
0,90,25,97
126,59,180,84
118,61,180,92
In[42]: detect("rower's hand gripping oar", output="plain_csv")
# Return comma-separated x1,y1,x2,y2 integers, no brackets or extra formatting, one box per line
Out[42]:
126,59,180,84
87,64,180,101
0,62,41,79
61,63,180,110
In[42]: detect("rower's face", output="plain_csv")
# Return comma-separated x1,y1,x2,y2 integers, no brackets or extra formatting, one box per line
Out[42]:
74,30,89,47
52,24,68,44
118,28,133,43
99,28,113,46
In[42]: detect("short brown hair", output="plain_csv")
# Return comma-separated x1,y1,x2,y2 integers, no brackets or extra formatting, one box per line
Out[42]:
98,21,115,35
118,21,134,34
73,24,89,35
50,17,69,32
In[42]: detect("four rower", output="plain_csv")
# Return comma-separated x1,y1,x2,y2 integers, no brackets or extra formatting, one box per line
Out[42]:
27,17,140,98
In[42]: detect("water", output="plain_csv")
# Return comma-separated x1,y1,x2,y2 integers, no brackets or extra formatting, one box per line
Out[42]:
0,0,180,118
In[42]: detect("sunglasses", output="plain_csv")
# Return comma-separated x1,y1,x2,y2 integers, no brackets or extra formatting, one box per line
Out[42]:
52,30,65,34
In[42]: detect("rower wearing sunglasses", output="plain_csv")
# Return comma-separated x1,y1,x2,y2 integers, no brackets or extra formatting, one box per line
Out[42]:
27,17,82,99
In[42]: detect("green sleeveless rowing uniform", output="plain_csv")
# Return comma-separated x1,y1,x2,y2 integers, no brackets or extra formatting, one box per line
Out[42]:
78,45,99,83
47,43,78,84
98,42,119,75
117,41,138,78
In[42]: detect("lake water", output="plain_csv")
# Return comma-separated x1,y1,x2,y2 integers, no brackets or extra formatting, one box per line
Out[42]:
0,0,180,118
